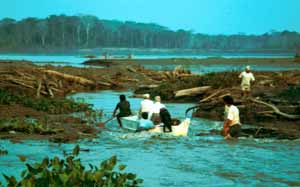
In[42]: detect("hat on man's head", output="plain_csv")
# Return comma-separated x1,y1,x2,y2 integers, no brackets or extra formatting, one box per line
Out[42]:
245,65,251,70
143,94,150,99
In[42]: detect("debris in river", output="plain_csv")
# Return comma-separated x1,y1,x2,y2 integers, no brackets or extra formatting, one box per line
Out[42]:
0,149,8,155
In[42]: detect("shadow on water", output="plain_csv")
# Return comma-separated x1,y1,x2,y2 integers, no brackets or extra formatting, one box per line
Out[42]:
1,90,300,186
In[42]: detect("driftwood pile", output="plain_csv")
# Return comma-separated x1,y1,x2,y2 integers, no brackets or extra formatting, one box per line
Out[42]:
0,62,200,99
0,67,100,97
126,65,198,85
184,86,300,121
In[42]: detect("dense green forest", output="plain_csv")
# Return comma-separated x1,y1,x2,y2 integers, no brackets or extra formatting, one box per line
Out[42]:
0,14,300,52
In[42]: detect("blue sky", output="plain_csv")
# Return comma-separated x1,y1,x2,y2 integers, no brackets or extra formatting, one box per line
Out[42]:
1,0,299,35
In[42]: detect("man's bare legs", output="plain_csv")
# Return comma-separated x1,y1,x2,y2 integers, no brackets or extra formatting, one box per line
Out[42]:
116,117,123,128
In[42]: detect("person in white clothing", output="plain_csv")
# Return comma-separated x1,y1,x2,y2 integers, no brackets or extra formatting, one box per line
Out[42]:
239,65,255,97
222,95,241,139
139,94,153,119
151,96,166,125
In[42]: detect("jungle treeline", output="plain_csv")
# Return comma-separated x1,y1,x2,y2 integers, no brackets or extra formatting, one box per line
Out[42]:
0,14,300,52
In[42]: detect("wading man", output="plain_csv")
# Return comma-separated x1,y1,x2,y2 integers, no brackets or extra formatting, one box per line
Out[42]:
222,95,241,139
113,95,132,127
239,65,255,97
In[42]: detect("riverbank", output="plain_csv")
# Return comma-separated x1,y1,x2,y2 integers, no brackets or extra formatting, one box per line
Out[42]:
0,60,194,142
0,47,297,55
1,59,300,141
83,56,300,67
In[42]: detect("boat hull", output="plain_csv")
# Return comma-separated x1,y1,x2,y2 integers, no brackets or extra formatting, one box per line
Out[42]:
120,116,190,136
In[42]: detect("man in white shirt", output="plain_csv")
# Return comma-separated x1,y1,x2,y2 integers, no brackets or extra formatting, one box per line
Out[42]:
239,65,255,97
139,94,153,119
222,95,241,139
151,96,166,125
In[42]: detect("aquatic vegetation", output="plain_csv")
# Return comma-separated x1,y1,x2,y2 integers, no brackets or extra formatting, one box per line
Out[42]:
1,145,143,187
0,118,57,135
0,89,20,105
0,89,92,114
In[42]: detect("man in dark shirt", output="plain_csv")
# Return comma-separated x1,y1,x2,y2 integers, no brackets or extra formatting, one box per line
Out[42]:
113,95,132,127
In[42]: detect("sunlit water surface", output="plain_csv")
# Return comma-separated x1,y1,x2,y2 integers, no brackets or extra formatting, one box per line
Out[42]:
1,90,300,186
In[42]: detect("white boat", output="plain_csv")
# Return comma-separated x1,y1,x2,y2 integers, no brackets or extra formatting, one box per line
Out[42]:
120,115,190,136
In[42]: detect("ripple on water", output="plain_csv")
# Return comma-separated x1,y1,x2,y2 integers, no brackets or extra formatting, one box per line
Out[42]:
1,90,300,186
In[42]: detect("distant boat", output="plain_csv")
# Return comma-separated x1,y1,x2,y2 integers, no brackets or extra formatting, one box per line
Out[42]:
119,116,190,136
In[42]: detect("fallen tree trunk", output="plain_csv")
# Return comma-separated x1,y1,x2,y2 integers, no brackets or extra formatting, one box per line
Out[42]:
126,67,137,73
43,76,54,98
96,81,112,87
121,78,139,82
250,98,300,120
138,84,159,89
43,70,95,86
174,86,211,98
36,79,42,98
199,89,224,103
8,78,48,95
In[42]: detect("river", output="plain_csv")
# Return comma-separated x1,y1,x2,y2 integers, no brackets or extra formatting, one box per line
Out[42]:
0,53,300,186
1,53,300,74
1,90,300,186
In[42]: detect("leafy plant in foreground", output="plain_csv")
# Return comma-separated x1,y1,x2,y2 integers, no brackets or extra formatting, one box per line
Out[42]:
2,145,143,187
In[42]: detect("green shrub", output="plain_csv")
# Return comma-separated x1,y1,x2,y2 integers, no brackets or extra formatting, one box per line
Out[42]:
278,86,300,101
0,90,20,105
2,145,143,187
0,89,92,114
197,71,240,88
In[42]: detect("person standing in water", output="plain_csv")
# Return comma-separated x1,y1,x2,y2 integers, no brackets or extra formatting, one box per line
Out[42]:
239,65,255,97
222,95,241,139
113,95,132,127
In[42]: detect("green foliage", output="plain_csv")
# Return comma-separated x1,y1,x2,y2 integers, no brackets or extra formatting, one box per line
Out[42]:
0,90,20,105
278,86,300,101
0,89,92,114
197,71,240,88
1,15,300,51
22,97,92,114
3,145,143,187
0,118,53,135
